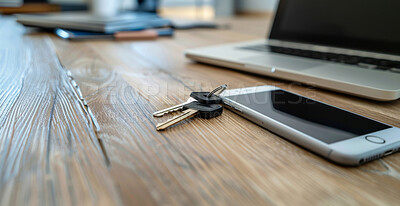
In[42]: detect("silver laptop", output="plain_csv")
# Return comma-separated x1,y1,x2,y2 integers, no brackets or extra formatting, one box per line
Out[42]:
185,0,400,101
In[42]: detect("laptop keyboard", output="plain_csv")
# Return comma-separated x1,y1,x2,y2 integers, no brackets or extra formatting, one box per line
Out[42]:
240,44,400,73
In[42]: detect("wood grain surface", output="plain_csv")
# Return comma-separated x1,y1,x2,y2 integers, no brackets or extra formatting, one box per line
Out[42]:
0,16,400,206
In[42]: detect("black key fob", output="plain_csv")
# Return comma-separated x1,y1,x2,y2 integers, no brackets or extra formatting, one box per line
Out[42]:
183,102,223,119
190,92,222,104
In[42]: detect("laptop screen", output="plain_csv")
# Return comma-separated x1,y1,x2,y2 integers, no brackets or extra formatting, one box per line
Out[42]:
269,0,400,55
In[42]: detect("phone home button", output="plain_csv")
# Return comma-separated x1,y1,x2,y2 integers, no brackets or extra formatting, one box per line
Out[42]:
365,136,385,144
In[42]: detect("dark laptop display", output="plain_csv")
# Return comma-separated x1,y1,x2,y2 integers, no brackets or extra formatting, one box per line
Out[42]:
242,0,400,70
269,0,400,56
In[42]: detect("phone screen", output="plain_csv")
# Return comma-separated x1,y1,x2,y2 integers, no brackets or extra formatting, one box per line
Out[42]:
226,89,390,144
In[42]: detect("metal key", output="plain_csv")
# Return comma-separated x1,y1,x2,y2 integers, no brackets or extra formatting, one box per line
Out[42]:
156,101,223,130
153,97,197,117
153,84,227,117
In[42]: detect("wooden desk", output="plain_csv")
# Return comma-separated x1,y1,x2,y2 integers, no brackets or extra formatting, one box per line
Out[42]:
0,16,399,206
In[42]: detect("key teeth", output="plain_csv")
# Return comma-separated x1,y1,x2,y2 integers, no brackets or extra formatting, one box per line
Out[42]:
153,107,183,117
153,98,197,117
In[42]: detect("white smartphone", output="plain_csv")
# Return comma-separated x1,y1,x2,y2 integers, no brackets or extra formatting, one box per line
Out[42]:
220,85,400,166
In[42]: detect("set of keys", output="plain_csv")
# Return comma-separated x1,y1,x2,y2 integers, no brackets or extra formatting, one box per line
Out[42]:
153,84,227,130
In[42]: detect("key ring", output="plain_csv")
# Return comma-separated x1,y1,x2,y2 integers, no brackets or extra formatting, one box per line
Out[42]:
207,84,227,97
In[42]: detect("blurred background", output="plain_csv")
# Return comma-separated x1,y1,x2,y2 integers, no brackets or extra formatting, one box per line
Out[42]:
0,0,278,19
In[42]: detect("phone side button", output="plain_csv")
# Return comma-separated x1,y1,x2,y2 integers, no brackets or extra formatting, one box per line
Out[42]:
224,104,232,108
365,136,385,144
233,107,243,113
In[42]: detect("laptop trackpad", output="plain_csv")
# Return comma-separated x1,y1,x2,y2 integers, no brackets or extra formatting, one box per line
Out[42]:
241,54,323,70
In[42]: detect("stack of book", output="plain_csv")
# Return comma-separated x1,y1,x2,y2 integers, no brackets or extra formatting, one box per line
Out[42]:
16,11,171,33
